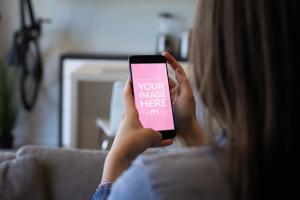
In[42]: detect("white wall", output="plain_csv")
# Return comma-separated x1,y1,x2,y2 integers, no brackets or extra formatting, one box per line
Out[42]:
0,0,197,147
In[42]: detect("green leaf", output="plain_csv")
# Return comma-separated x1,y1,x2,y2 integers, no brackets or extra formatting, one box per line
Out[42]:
0,60,18,137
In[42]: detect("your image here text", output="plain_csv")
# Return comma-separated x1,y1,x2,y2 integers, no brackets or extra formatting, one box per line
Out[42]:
137,82,168,108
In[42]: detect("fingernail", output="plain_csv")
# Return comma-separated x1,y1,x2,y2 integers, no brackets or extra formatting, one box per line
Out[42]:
164,139,173,144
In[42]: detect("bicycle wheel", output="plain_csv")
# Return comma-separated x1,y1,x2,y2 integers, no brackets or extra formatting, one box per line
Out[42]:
20,39,43,111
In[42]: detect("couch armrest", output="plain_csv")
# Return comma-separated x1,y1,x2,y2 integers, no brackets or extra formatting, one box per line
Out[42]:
0,151,16,163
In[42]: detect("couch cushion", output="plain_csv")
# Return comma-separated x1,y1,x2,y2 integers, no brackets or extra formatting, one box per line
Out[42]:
0,156,46,200
16,145,107,200
0,151,16,163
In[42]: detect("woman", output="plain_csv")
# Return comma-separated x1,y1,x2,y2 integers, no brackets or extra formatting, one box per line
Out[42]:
93,0,297,199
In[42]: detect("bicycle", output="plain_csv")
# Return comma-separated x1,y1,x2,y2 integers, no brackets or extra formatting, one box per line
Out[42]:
8,0,49,111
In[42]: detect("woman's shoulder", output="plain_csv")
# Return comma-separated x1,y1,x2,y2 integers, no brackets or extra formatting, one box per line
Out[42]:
139,145,216,165
136,146,220,174
133,146,232,200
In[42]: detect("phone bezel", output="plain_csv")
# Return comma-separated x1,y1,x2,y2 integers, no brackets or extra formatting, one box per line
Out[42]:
129,55,176,139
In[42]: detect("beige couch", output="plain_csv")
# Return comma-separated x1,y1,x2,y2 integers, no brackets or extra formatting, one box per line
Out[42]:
0,145,107,200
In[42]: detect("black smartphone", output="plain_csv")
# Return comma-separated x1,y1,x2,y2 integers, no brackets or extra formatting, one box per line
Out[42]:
129,55,176,139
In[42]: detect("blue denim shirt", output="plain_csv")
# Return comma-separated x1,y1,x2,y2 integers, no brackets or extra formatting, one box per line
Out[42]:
93,147,232,200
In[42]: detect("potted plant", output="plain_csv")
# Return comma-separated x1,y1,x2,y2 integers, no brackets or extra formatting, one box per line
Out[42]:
0,60,17,149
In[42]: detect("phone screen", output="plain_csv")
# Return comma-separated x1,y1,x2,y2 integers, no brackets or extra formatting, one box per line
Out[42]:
130,63,175,132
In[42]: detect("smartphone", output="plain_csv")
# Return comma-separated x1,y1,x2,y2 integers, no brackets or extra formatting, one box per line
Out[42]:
129,55,176,139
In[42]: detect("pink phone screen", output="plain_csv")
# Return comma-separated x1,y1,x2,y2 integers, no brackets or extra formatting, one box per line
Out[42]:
131,63,175,131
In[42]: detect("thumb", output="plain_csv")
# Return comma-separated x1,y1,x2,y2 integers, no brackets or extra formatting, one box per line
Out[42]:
146,129,173,148
124,79,138,116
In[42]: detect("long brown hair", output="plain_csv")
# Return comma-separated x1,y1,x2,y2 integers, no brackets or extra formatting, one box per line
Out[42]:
191,0,297,199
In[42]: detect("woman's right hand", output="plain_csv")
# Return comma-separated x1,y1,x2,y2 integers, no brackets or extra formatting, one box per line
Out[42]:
163,51,204,146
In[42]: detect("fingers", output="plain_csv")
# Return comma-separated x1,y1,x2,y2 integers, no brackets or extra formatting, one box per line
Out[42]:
163,51,187,77
124,79,138,115
163,51,190,90
175,69,194,98
169,77,177,102
169,77,177,89
175,68,186,84
170,86,178,102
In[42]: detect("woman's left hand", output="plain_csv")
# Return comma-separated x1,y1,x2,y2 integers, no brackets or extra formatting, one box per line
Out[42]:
101,80,173,183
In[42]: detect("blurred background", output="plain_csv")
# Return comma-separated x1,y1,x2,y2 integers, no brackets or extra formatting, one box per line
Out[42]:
0,0,197,150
